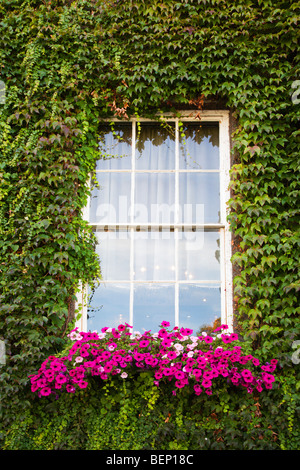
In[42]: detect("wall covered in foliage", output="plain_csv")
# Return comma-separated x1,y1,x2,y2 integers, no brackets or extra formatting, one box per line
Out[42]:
0,0,299,449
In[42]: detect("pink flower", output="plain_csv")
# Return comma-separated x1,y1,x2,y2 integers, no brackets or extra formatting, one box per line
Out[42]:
175,370,185,380
241,370,254,383
204,336,213,344
262,372,275,384
134,352,145,362
202,379,212,388
55,374,67,384
175,380,186,388
158,329,168,338
154,371,163,379
230,333,239,342
139,340,149,348
117,324,126,331
203,370,214,380
180,327,193,336
44,370,55,382
167,351,178,360
77,380,88,389
163,368,174,376
194,384,202,395
252,358,260,366
161,321,170,328
221,334,233,344
40,387,52,396
50,361,62,372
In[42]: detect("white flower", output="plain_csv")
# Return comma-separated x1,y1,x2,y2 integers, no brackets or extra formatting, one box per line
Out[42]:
187,351,194,357
121,372,128,378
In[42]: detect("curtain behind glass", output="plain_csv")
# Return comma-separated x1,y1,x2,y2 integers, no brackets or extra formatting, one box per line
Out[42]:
135,123,175,170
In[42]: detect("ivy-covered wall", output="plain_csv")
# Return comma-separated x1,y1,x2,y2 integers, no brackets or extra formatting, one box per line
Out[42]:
0,0,299,449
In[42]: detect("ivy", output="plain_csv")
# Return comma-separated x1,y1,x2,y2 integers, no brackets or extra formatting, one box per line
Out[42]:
0,0,299,449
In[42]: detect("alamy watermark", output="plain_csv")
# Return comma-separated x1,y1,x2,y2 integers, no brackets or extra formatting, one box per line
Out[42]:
0,340,6,365
291,340,300,365
291,80,300,105
0,80,5,104
93,198,206,248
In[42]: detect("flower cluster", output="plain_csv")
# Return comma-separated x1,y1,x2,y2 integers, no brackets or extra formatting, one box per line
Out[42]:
29,322,278,398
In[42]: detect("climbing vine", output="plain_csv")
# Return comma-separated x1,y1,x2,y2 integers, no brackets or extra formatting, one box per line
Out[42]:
0,0,299,448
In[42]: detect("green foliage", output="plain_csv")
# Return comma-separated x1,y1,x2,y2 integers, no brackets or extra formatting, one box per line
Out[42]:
2,369,299,450
0,0,299,448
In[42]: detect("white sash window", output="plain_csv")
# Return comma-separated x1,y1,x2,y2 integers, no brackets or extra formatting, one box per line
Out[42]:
77,111,233,335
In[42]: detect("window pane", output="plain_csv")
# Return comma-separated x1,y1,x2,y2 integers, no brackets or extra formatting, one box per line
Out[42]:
95,231,131,281
133,283,175,334
179,123,219,170
178,230,221,281
136,122,175,170
87,283,130,332
179,172,220,224
90,172,131,224
179,284,221,334
134,173,175,224
97,124,132,170
134,231,175,281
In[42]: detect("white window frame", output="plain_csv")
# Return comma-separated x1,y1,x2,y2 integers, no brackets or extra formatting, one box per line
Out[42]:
75,110,233,333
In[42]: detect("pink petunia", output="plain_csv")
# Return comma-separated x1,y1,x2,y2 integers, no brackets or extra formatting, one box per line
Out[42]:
194,384,202,395
40,387,52,396
50,361,62,372
77,380,89,389
163,368,174,376
252,358,260,366
117,324,127,331
167,351,178,360
44,370,55,382
175,380,186,388
55,373,67,384
204,336,214,344
175,370,186,380
201,379,212,388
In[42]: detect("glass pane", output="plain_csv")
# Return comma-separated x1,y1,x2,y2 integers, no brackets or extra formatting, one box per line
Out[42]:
90,172,131,224
178,230,221,281
87,283,130,332
179,284,221,335
133,283,175,334
134,231,175,281
179,123,219,170
97,124,132,170
95,231,131,281
179,172,220,224
134,173,175,224
135,122,175,170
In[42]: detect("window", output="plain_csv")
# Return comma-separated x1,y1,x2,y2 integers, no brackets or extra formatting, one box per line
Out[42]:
77,111,233,335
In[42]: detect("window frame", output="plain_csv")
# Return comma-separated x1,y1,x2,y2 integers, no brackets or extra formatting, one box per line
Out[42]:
75,110,233,333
